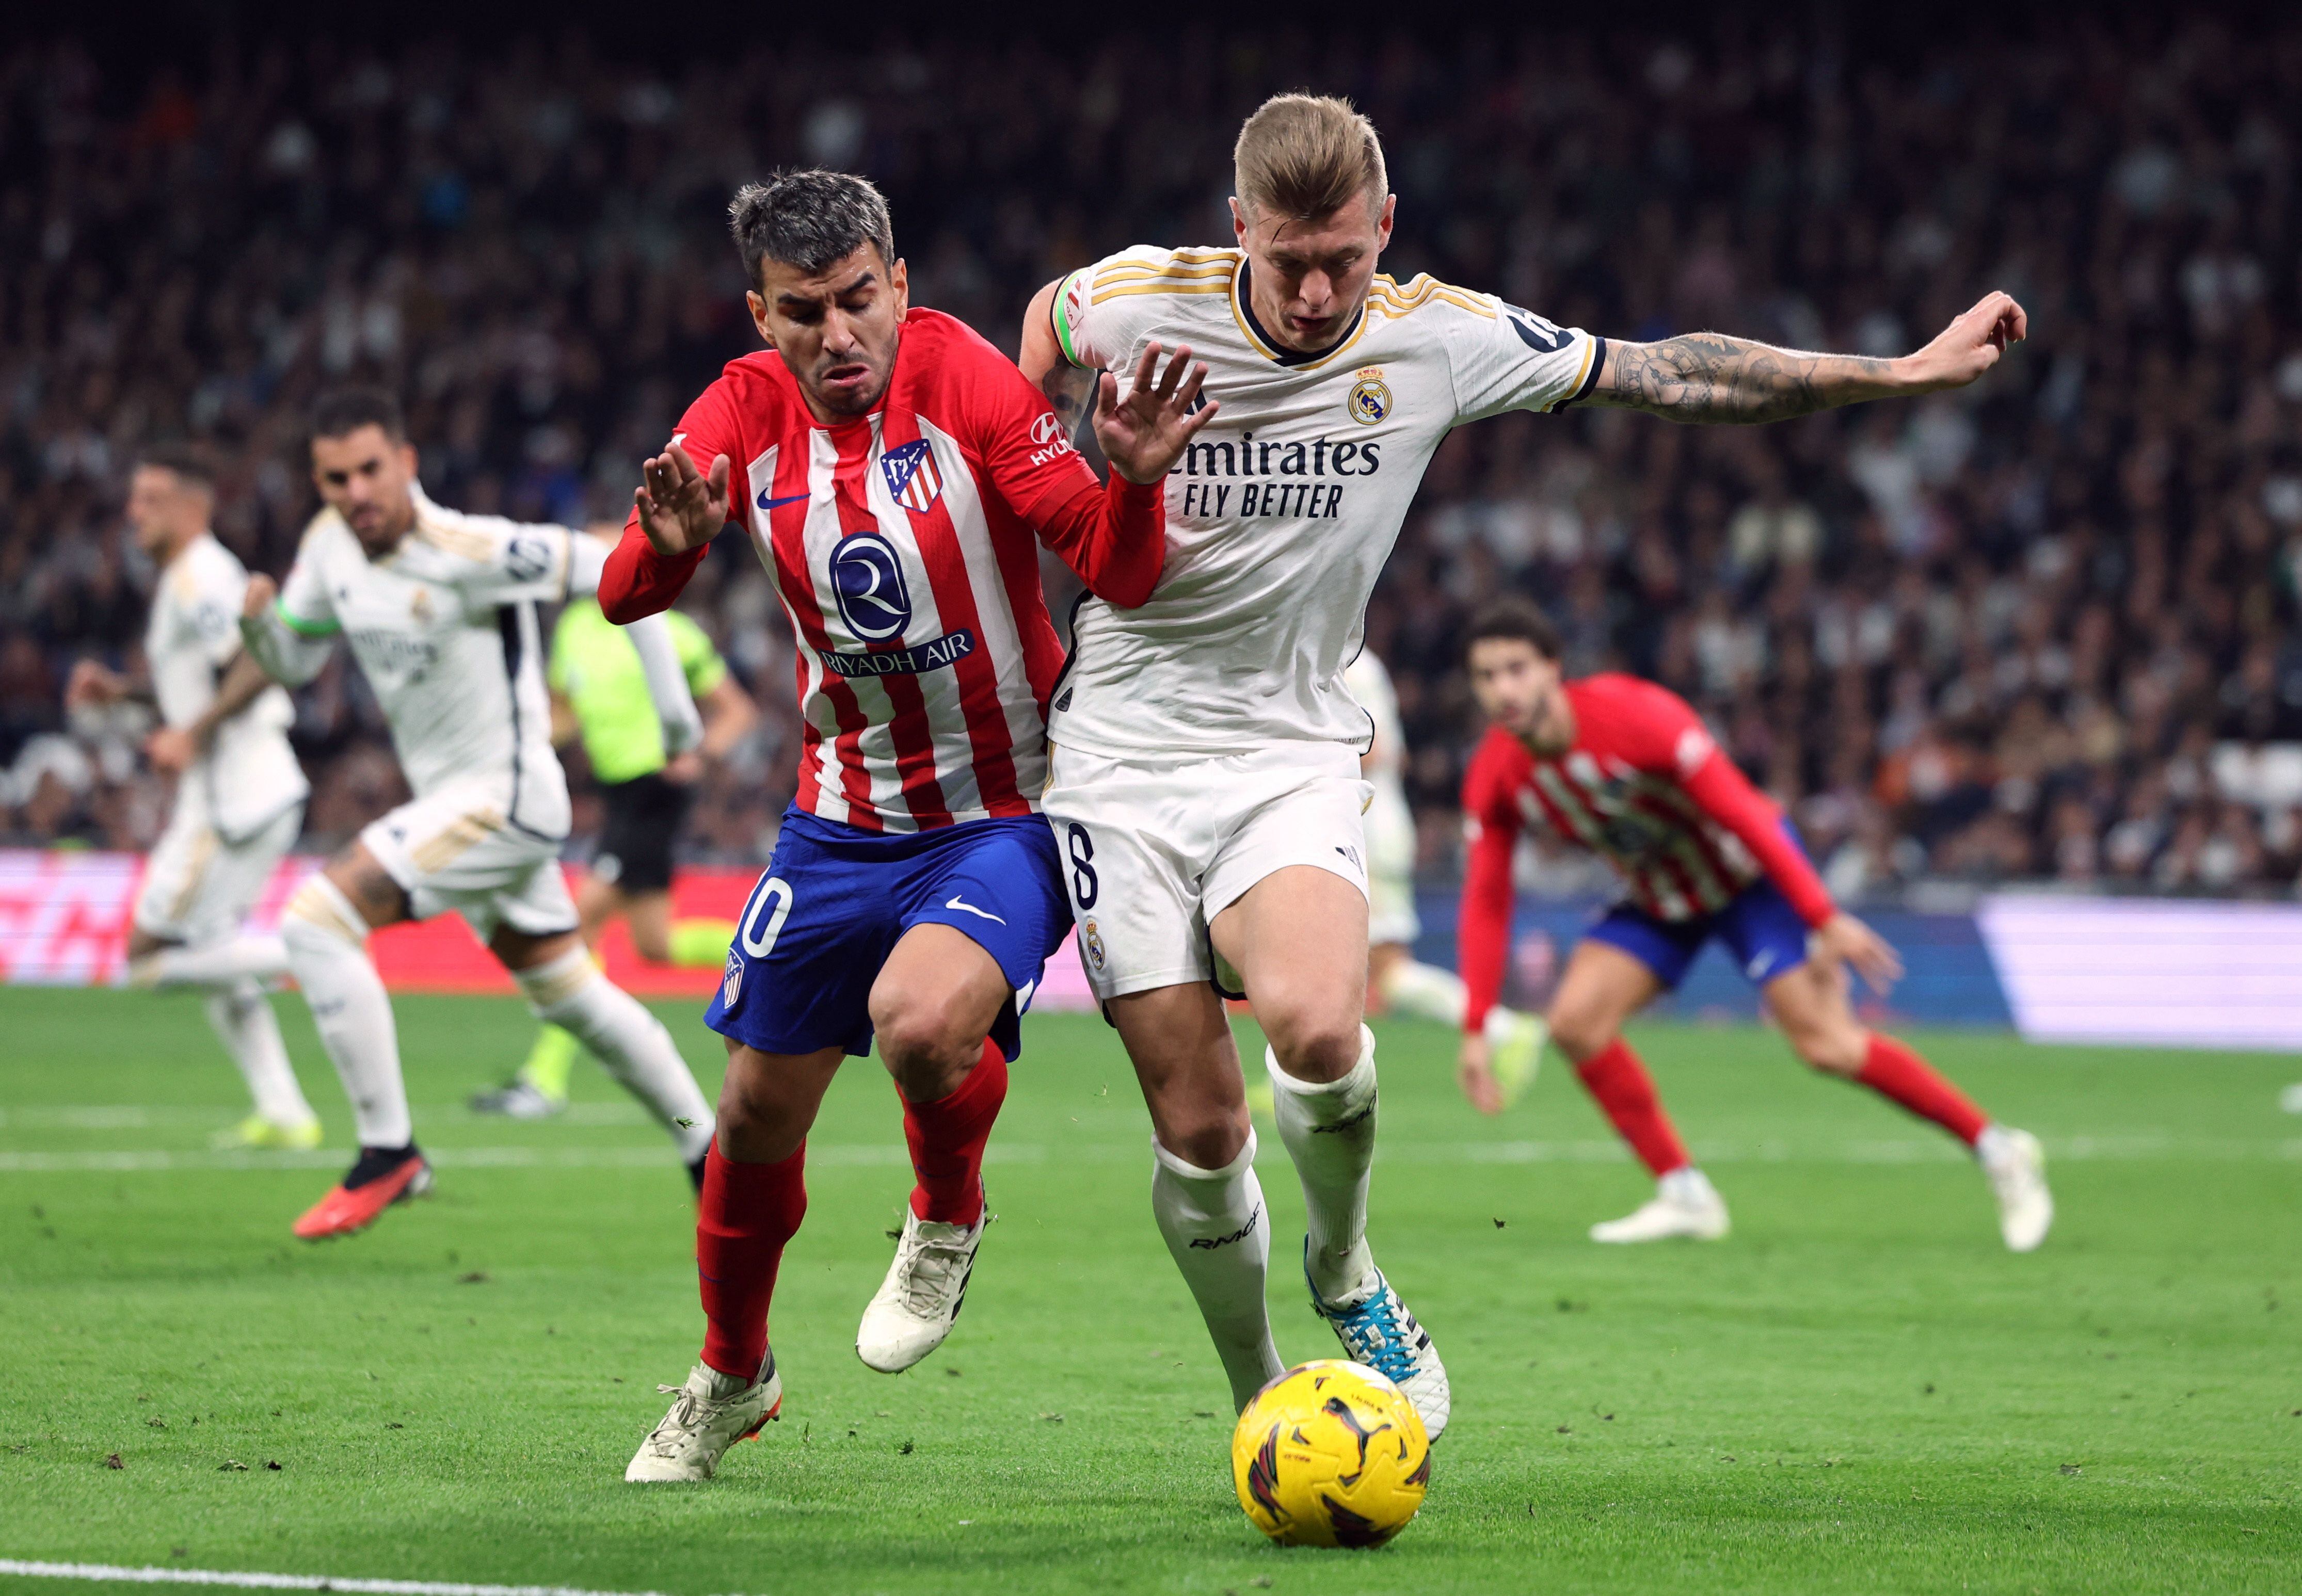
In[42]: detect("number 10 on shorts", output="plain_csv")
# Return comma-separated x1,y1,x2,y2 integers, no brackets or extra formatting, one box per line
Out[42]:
739,875,795,958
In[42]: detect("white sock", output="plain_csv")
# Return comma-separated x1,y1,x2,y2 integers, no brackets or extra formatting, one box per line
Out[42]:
1378,958,1468,1025
280,877,410,1149
1267,1025,1380,1308
141,935,291,989
203,978,315,1126
1659,1166,1719,1206
1151,1131,1284,1412
514,946,713,1162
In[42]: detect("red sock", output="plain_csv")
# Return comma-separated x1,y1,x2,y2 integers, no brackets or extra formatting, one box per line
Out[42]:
696,1141,807,1382
900,1039,1007,1224
1574,1039,1692,1177
1854,1034,1987,1145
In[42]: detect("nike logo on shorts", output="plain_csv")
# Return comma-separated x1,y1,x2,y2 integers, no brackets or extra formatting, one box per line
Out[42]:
945,895,1006,925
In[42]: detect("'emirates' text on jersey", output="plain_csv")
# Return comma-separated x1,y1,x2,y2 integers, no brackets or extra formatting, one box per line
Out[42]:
663,311,1098,833
1050,247,1605,755
277,487,576,839
149,533,306,840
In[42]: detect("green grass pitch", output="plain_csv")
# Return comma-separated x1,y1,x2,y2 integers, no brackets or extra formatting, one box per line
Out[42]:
1,986,2297,1594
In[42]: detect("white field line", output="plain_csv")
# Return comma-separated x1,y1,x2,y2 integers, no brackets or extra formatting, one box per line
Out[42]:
0,1560,706,1596
1,1137,2297,1176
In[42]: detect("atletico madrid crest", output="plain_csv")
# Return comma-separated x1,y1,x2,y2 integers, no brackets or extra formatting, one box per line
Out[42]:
881,439,944,512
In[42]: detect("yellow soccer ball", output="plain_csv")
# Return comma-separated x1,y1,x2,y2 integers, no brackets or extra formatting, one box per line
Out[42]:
1230,1360,1431,1547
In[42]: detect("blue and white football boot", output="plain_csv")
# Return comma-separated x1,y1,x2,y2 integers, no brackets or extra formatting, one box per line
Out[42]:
1305,1245,1451,1442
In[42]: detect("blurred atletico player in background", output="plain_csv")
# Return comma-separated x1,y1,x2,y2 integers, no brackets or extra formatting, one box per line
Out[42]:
1455,598,2054,1252
600,169,1212,1482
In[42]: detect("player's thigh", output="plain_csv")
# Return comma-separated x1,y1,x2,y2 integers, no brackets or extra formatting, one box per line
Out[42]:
1758,962,1867,1074
356,785,556,931
1547,939,1668,1061
574,872,630,939
132,804,223,945
1209,864,1370,1078
1106,979,1250,1169
1042,746,1215,1004
716,1037,848,1164
619,890,675,961
889,814,1075,1071
708,834,893,1064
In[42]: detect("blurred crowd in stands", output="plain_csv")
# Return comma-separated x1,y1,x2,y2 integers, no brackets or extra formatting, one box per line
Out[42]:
4,17,2301,897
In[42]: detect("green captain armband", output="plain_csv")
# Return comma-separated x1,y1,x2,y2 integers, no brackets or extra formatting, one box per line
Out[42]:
1052,270,1086,368
274,599,340,637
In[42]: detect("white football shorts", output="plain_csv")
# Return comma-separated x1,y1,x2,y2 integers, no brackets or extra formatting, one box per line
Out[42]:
134,799,303,946
1362,771,1420,947
1042,740,1371,1002
360,779,579,941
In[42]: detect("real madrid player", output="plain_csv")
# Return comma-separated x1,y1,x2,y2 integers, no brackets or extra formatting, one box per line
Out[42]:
472,597,757,1120
1020,93,2026,1438
65,445,321,1150
1341,646,1544,1107
235,388,717,1240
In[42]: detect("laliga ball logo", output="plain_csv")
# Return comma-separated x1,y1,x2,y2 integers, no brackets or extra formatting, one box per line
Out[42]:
1347,367,1392,426
1232,1360,1430,1547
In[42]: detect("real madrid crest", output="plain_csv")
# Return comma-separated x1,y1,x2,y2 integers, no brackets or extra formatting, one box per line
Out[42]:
1347,366,1392,426
1082,918,1107,971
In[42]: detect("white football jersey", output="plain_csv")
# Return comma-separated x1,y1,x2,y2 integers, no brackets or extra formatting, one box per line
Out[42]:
1048,246,1602,755
276,486,576,838
1342,648,1405,783
147,533,306,840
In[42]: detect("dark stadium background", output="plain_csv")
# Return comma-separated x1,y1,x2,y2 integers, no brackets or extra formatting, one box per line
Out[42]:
4,6,2299,905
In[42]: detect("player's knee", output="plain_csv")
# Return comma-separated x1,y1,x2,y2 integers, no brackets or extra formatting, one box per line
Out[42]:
282,876,369,949
1262,1007,1365,1084
869,984,975,1075
1546,1005,1615,1064
1156,1103,1251,1172
1783,1015,1865,1075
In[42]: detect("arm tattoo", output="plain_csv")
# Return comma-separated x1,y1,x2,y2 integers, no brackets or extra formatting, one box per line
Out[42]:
1594,334,1902,424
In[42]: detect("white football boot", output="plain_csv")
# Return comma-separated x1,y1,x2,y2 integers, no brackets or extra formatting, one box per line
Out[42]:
624,1357,780,1482
1307,1252,1451,1443
1590,1168,1731,1244
1977,1125,2053,1252
855,1202,985,1373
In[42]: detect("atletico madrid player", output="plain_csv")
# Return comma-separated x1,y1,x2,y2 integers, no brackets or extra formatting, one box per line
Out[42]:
602,171,1213,1482
1456,599,2054,1252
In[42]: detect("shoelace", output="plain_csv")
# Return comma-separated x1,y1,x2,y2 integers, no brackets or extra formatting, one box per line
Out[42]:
894,1229,972,1318
1326,1290,1418,1386
642,1385,702,1455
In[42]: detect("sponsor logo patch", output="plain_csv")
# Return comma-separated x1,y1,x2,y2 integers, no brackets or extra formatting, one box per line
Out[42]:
721,948,743,1007
829,531,912,643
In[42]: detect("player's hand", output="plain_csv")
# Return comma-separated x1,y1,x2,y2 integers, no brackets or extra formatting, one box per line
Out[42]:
1093,342,1218,486
242,573,277,620
145,725,197,775
1811,911,1905,995
1899,291,2027,393
1456,1033,1505,1117
635,444,732,557
65,659,126,710
661,751,704,785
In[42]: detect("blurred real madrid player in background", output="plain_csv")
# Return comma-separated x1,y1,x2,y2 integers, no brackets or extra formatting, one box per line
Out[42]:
66,444,322,1150
236,388,718,1239
473,593,758,1119
1341,646,1543,1103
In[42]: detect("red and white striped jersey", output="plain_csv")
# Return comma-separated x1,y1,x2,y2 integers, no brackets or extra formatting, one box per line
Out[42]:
632,312,1106,833
1463,674,1828,923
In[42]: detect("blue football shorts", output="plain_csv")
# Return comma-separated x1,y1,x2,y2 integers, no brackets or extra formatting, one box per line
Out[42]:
1582,828,1820,992
706,806,1072,1062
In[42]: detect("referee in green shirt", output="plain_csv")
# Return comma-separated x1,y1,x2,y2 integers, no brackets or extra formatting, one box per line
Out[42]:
474,597,757,1117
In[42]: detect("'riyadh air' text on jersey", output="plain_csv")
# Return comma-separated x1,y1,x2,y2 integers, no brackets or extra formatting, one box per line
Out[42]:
147,533,307,839
275,486,576,837
1050,246,1605,755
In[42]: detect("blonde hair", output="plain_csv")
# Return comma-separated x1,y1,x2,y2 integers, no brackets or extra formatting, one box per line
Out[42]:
1233,93,1388,221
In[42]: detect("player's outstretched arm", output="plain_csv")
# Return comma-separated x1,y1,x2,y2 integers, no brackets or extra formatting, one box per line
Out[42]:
1590,291,2027,425
635,443,730,557
1091,342,1217,485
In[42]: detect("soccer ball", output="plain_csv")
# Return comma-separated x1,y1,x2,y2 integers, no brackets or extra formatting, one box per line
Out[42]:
1230,1360,1431,1547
